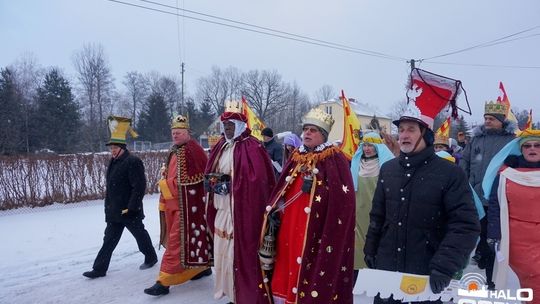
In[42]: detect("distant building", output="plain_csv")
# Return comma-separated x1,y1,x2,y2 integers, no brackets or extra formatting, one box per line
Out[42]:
315,98,392,143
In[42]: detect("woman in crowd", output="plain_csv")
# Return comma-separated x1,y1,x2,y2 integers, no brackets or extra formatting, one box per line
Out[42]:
482,128,540,299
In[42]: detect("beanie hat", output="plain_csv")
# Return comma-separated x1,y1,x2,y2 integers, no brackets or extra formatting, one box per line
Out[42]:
484,113,506,124
261,127,273,138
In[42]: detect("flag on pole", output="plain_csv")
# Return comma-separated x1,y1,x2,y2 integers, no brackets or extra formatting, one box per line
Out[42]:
497,82,518,124
242,96,266,141
339,90,361,160
436,117,451,137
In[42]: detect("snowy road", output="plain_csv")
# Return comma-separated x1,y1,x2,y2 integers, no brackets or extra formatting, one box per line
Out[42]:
0,195,375,304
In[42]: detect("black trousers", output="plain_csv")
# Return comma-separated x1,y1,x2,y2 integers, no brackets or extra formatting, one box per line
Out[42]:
477,206,495,285
92,220,157,273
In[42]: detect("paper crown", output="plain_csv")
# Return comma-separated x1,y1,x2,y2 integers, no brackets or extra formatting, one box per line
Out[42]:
394,69,462,130
220,99,247,122
434,133,450,146
361,132,383,144
484,101,507,116
302,107,335,134
107,116,138,145
171,114,189,129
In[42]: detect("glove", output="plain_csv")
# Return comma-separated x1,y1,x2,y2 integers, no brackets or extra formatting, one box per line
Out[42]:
487,238,500,253
364,255,376,269
429,269,451,294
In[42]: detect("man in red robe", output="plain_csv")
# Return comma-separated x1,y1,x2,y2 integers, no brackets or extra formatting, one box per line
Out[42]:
205,100,276,304
144,115,212,296
259,107,356,304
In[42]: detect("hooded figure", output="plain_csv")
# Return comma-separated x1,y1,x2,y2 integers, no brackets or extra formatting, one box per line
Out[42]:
205,100,276,304
349,132,394,283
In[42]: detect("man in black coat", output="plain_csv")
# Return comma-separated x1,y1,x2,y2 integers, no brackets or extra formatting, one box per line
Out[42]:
83,141,157,279
261,127,283,178
364,117,480,302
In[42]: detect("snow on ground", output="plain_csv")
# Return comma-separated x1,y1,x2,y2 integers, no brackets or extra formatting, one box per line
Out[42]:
0,194,373,304
1,194,508,304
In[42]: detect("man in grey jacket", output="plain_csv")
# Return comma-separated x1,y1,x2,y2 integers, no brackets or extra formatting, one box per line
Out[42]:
460,101,515,289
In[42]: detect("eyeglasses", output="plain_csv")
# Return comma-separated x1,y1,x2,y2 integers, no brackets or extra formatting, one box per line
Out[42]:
522,143,540,149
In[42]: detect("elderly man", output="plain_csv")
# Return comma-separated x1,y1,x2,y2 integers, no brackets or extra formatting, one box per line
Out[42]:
205,100,275,304
83,116,157,279
460,101,515,288
144,115,212,296
364,100,480,302
259,108,356,304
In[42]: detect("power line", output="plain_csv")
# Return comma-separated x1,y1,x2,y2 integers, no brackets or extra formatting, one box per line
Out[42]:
106,0,406,61
136,0,406,61
422,60,540,69
422,25,540,61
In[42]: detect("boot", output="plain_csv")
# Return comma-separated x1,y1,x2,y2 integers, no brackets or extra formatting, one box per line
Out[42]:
191,268,212,280
144,282,170,296
82,270,106,279
139,259,158,270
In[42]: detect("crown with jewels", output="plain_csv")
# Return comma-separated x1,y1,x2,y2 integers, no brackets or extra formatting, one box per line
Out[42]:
224,99,243,114
302,107,335,133
484,101,507,116
171,114,189,129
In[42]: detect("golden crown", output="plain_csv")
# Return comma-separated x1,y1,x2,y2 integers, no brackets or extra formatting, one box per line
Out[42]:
171,114,189,129
224,99,243,114
434,133,449,146
484,101,507,115
302,108,335,133
107,116,138,145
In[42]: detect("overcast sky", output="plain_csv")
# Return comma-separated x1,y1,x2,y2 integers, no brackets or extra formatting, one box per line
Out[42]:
2,0,539,125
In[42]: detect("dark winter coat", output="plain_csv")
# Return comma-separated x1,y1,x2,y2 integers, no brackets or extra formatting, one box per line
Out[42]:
364,146,480,278
263,137,283,176
460,123,515,205
104,149,147,223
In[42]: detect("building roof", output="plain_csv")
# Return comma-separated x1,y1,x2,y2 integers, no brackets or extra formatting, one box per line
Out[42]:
320,99,390,119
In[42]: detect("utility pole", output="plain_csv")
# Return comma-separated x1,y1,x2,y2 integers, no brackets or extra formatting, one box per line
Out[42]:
409,59,416,71
180,62,185,114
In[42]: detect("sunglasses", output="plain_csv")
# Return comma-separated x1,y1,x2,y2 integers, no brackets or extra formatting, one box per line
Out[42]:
522,143,540,149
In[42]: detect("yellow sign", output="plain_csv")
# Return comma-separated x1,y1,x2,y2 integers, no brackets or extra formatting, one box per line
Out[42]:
399,275,427,295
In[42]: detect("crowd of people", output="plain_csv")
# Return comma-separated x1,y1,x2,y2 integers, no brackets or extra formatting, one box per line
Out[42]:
81,97,539,304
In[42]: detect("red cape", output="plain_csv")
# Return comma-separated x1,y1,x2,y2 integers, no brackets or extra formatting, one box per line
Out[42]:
260,145,356,303
205,129,276,303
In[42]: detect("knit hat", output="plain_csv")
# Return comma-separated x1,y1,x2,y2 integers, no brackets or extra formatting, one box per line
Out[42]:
261,127,273,138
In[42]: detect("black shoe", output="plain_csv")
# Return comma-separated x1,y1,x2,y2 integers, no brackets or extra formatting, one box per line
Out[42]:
190,268,212,280
139,259,158,270
144,282,169,296
487,281,496,290
83,270,106,279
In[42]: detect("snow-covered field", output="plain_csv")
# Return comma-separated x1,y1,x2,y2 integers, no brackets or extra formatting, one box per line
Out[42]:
0,194,375,304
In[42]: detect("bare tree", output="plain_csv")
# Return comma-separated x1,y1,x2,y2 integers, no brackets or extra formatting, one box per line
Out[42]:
10,53,44,153
147,72,180,118
241,69,289,121
313,84,336,104
123,71,149,125
72,43,115,151
196,66,242,115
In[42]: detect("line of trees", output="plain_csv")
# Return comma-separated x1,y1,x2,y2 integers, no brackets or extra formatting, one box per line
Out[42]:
1,44,339,156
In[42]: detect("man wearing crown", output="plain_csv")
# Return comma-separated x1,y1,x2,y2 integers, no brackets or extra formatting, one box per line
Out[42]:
364,79,480,301
83,116,158,279
144,115,212,296
205,100,276,304
460,100,516,289
259,108,356,304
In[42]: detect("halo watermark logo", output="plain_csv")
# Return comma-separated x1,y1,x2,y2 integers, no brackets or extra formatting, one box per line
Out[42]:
457,273,533,304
